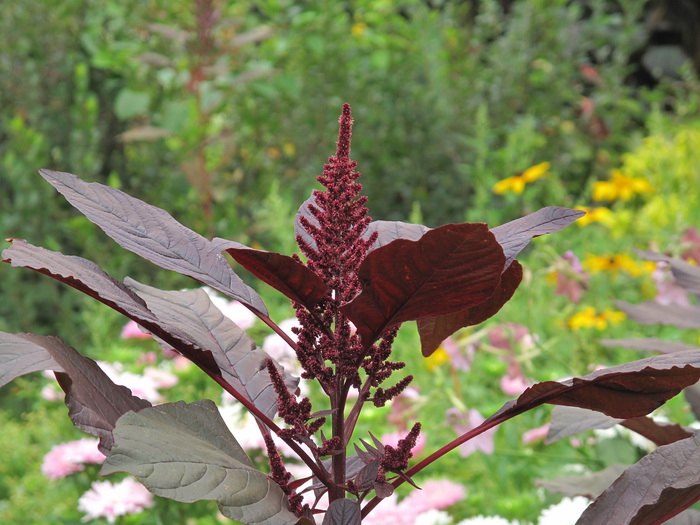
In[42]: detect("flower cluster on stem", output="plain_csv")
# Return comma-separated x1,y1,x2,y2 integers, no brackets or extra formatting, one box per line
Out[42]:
270,104,419,506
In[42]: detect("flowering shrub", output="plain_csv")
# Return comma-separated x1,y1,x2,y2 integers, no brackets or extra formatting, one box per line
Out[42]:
3,105,700,524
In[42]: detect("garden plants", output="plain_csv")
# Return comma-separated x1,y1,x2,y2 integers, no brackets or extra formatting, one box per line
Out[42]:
3,105,700,524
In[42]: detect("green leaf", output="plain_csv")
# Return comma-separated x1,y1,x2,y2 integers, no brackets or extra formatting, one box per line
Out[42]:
114,89,151,120
102,400,298,525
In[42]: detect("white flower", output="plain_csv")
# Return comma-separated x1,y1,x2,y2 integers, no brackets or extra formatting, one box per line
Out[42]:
456,516,517,525
538,497,589,525
415,509,454,525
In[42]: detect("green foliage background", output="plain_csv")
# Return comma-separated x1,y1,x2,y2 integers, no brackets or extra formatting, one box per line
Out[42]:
2,0,700,523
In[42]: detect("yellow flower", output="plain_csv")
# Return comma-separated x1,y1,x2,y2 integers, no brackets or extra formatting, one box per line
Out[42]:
593,170,653,201
583,254,654,277
574,206,614,227
521,161,551,182
425,347,449,370
493,162,550,195
567,306,626,330
351,22,368,36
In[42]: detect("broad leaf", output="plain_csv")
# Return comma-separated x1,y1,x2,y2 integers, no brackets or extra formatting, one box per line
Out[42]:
2,240,219,374
341,223,506,349
600,338,700,354
125,278,298,419
101,400,298,525
0,332,150,453
490,206,585,270
546,406,621,444
616,300,700,329
537,464,628,499
417,260,523,356
363,220,430,251
37,169,267,314
637,249,700,297
547,406,692,447
322,498,361,525
213,238,328,311
576,431,700,525
488,350,700,423
294,192,320,251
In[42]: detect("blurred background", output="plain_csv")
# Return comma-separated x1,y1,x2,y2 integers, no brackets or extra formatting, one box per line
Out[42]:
2,0,700,523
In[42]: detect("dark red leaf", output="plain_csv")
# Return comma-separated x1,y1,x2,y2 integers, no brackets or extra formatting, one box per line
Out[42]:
490,206,585,269
417,260,523,356
125,278,298,420
620,417,693,447
340,223,505,349
37,169,266,315
322,498,361,525
576,431,700,525
0,332,151,454
2,240,220,374
488,350,700,423
616,300,700,329
213,238,328,310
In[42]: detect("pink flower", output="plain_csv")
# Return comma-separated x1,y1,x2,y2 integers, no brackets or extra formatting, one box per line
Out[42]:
651,262,690,306
446,408,496,457
523,424,550,444
97,361,174,403
499,362,530,396
78,478,154,523
120,320,152,339
442,336,474,372
551,250,589,303
41,438,105,479
682,227,700,263
363,479,466,525
402,479,467,513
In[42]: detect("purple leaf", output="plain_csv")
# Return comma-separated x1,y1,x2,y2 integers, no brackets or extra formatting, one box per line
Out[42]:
599,338,700,354
213,238,328,311
537,463,629,499
547,406,692,447
0,332,151,453
125,278,298,419
341,223,505,349
576,431,700,525
616,300,700,329
637,249,700,297
417,260,523,356
2,239,219,374
294,192,320,251
546,406,621,444
101,399,298,525
490,206,585,270
37,169,267,315
322,498,361,525
363,220,430,251
488,349,700,422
